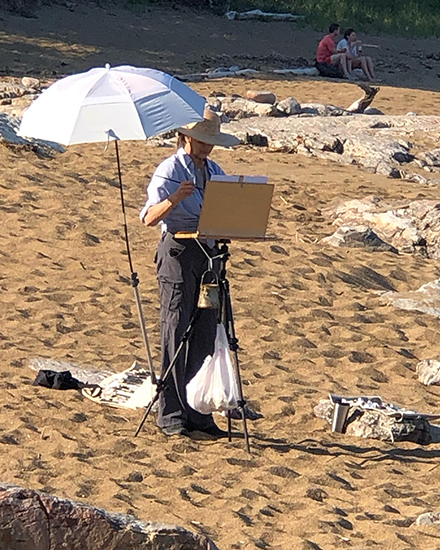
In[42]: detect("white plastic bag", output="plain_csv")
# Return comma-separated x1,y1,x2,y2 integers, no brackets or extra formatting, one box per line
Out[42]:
186,323,239,414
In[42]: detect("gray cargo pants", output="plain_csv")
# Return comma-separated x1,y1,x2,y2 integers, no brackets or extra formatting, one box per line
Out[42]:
156,232,219,430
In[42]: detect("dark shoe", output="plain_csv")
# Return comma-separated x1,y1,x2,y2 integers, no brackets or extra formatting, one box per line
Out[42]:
226,406,263,421
161,425,189,437
191,423,229,439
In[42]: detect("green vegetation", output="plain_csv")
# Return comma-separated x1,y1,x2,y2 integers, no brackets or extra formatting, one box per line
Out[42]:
241,0,440,37
162,0,440,37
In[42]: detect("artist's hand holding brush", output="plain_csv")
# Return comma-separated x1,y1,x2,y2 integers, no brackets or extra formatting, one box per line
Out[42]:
170,180,195,204
143,180,194,226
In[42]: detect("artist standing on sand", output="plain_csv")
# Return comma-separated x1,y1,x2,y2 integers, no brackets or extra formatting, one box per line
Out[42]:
140,108,239,438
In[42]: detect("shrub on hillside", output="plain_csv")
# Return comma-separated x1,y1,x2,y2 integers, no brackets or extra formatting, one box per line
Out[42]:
0,0,42,16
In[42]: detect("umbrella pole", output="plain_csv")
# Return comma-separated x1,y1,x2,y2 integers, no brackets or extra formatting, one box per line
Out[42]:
114,140,157,384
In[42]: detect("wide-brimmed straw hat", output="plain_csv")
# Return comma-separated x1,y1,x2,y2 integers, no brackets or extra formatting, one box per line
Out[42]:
178,107,240,147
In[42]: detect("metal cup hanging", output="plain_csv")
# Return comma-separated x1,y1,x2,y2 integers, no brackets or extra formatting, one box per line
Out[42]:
198,270,220,310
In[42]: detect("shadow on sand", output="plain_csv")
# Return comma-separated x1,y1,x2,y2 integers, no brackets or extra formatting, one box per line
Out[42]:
252,433,440,465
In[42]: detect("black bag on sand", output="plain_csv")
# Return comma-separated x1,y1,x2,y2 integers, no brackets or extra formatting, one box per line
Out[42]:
33,369,85,390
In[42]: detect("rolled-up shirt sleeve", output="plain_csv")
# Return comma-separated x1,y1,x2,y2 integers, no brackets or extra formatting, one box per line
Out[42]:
140,180,161,223
139,167,179,223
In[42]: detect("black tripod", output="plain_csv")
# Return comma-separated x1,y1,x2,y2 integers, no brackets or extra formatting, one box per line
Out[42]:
217,240,250,452
134,239,251,453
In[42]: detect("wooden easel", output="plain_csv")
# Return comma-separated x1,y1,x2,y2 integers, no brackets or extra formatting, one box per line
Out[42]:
175,175,274,241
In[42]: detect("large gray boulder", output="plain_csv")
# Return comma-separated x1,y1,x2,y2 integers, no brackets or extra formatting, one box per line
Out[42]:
0,484,219,550
322,225,398,253
207,96,278,119
414,512,440,526
382,279,440,319
417,359,440,386
276,96,301,116
324,196,440,258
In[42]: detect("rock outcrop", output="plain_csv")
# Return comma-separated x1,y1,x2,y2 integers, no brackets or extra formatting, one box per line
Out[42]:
322,225,398,253
417,359,440,386
0,484,219,550
0,78,63,157
323,196,440,257
223,113,440,183
382,279,440,319
203,84,440,185
0,113,64,157
414,512,440,526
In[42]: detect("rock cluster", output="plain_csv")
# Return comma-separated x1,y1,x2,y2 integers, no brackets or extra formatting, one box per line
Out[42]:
0,484,219,550
314,399,434,444
205,85,440,185
207,93,350,119
0,77,42,117
222,109,440,184
0,112,64,157
323,196,440,257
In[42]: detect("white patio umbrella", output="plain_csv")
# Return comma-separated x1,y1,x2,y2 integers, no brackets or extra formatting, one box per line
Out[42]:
19,64,206,385
19,64,205,144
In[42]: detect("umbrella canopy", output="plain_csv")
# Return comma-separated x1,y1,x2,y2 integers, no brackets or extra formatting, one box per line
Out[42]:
19,64,206,145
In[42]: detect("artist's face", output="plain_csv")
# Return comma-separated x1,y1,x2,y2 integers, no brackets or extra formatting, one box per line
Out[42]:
185,137,214,162
348,31,357,42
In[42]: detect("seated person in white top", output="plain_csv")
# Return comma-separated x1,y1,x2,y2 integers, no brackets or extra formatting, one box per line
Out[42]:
337,28,376,82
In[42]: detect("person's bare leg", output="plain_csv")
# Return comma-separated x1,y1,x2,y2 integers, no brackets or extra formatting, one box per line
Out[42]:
360,56,373,81
366,57,376,80
340,54,350,78
332,53,351,79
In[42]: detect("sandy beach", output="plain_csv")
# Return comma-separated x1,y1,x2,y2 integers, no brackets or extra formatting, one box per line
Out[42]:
2,3,440,549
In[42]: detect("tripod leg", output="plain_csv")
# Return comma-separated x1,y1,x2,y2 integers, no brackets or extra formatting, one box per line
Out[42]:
227,410,232,442
221,269,251,453
239,401,251,454
134,387,160,437
134,310,200,437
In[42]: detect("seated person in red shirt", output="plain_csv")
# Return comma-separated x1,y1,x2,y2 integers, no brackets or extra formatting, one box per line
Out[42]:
316,23,351,79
